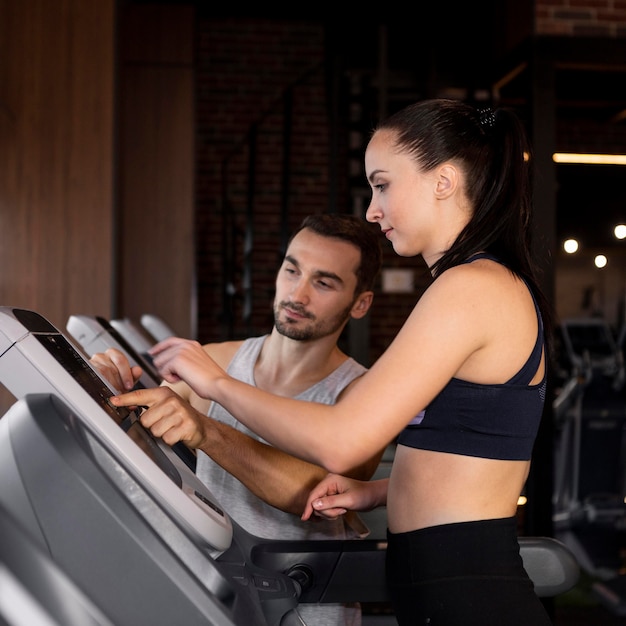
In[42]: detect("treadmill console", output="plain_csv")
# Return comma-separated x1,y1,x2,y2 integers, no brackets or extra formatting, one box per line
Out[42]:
66,314,161,387
0,306,231,552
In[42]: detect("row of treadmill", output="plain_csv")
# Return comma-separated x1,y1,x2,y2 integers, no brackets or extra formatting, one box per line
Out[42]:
0,306,580,625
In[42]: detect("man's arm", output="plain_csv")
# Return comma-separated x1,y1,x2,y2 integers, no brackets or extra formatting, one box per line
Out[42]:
93,344,384,515
135,383,384,515
187,344,384,513
199,416,384,515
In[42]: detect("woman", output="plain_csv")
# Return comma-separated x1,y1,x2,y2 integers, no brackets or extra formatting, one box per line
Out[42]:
112,98,553,625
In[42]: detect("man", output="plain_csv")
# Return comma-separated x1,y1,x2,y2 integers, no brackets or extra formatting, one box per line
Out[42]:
92,213,384,626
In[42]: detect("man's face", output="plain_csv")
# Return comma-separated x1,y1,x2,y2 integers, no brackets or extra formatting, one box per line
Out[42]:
273,228,361,342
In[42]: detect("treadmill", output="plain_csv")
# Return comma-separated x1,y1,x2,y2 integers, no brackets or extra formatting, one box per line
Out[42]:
65,313,198,472
0,500,115,626
0,307,390,625
140,313,177,343
0,307,580,625
67,314,161,387
110,316,159,363
555,317,626,615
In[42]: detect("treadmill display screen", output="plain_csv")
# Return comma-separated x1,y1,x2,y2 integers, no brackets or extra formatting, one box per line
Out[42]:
95,316,161,385
564,324,614,359
32,333,181,486
34,333,131,425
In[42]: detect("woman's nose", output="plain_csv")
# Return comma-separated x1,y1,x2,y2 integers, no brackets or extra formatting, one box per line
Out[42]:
366,198,381,223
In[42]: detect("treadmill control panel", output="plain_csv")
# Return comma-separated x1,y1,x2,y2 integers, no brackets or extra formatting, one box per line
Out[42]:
0,307,230,550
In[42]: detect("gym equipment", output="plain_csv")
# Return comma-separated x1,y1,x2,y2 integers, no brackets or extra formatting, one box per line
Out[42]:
559,316,624,387
0,393,295,625
0,307,386,625
0,501,115,626
110,316,158,359
0,307,231,550
0,307,580,625
67,314,161,387
66,313,195,470
140,313,177,343
553,317,626,615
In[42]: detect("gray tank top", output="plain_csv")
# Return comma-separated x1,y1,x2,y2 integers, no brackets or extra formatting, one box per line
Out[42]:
196,335,366,626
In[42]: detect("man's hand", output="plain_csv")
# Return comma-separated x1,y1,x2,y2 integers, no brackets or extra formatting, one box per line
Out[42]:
111,386,208,449
90,348,143,393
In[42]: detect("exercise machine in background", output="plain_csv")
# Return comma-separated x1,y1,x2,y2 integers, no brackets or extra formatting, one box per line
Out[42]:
140,313,177,343
553,316,626,616
67,314,161,386
66,313,198,471
110,316,158,362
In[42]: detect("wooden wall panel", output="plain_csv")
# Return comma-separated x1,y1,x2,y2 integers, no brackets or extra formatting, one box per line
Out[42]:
117,4,195,338
0,0,115,414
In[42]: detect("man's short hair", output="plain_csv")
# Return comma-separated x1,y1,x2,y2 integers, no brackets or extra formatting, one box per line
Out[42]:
288,214,382,294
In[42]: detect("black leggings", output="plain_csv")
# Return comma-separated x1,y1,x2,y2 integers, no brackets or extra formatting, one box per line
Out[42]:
386,516,553,625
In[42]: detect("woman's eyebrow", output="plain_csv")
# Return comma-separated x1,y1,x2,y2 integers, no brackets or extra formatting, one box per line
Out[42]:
368,168,387,183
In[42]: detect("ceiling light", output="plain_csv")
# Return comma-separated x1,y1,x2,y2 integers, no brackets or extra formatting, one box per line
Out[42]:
615,224,626,240
553,153,626,165
595,254,608,268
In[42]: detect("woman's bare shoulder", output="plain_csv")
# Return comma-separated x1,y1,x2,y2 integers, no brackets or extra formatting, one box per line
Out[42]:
203,340,245,369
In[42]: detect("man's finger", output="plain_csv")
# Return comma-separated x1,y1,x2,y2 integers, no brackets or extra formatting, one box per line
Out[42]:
110,389,151,407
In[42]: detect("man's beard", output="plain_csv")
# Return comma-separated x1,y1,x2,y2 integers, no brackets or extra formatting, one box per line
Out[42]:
274,301,353,341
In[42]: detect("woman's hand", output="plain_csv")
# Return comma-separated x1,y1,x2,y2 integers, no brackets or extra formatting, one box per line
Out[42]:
90,348,143,393
301,473,386,522
148,337,226,398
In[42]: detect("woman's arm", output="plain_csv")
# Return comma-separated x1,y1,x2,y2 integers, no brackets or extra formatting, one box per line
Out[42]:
112,266,494,473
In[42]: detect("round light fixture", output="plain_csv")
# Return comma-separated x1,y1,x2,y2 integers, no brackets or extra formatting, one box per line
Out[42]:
563,238,579,254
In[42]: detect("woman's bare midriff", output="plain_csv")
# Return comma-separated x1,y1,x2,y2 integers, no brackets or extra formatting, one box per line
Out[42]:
386,444,530,534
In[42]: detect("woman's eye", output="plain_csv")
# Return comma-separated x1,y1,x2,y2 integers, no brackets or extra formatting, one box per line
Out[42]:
374,183,386,192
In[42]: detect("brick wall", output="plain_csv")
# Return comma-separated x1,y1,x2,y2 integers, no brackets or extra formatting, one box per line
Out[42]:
195,19,332,342
194,11,626,363
535,0,626,37
534,1,626,153
533,2,626,328
194,17,424,365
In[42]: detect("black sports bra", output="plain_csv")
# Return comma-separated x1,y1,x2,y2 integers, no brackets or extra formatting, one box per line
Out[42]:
397,254,546,461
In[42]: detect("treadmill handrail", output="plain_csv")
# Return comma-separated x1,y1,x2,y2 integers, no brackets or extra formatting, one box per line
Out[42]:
246,534,579,602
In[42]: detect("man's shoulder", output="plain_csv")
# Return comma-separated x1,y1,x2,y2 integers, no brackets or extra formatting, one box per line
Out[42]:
340,356,368,376
335,360,367,395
